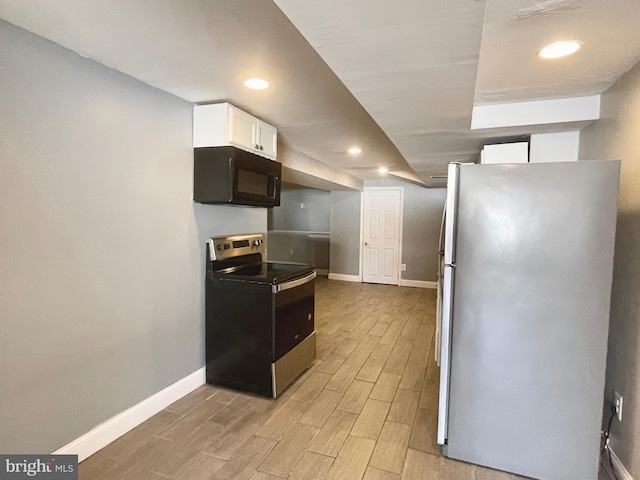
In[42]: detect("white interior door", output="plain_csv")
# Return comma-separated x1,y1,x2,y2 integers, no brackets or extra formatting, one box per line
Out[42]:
362,188,402,285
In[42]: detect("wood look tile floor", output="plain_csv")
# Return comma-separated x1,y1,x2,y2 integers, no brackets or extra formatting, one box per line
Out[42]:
78,278,602,480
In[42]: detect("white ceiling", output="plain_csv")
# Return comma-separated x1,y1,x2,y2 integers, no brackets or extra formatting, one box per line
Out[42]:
1,0,639,189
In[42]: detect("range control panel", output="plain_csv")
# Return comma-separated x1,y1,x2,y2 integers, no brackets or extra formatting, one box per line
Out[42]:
207,234,266,261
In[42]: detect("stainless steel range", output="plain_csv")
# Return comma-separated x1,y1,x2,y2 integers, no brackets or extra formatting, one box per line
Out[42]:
205,233,316,398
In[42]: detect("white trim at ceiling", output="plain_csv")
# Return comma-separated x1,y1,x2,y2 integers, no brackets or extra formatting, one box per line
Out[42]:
471,95,601,130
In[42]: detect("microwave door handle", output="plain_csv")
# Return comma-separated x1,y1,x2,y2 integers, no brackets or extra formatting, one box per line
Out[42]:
270,173,279,199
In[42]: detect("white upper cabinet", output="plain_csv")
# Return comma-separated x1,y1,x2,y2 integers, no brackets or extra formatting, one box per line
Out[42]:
256,120,277,159
480,142,529,164
193,103,278,160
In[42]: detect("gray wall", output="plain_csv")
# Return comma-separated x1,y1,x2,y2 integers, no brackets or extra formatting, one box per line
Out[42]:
0,21,266,454
329,191,362,276
267,188,330,269
365,180,446,282
579,60,640,476
268,188,330,232
266,232,329,270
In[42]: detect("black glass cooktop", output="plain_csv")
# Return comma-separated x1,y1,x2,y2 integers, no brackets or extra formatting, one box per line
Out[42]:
211,261,314,285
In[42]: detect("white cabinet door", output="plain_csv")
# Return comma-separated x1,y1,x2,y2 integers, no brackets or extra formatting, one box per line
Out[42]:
227,106,257,151
257,121,277,159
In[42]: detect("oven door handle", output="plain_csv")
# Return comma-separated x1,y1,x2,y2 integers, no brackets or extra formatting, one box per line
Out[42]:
272,271,316,294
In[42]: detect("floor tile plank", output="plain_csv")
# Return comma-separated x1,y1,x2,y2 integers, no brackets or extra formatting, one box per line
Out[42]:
291,371,333,403
337,379,374,414
287,451,334,480
350,399,391,440
398,365,426,392
174,452,226,480
257,422,319,477
369,373,402,402
364,467,402,480
315,351,348,375
401,448,439,480
254,398,309,440
356,356,387,383
213,435,277,480
77,454,119,480
308,410,359,457
324,435,376,480
324,362,361,393
388,388,420,425
298,389,343,428
368,421,412,474
157,397,227,443
408,408,439,454
201,409,267,460
98,410,179,463
383,345,412,376
165,385,218,416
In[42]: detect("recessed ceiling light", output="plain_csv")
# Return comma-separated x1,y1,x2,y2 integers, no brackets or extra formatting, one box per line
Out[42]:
538,41,581,59
244,78,269,90
378,167,389,174
348,147,362,154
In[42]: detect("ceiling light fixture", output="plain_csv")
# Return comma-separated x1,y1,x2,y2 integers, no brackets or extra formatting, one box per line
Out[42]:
244,78,269,90
348,147,362,154
538,41,581,59
378,167,389,174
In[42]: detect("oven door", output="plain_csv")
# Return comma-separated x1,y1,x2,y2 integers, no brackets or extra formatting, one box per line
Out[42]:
272,271,316,361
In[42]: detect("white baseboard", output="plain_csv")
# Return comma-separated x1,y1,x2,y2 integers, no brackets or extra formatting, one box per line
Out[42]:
399,279,437,289
610,448,634,480
328,273,361,282
53,367,206,462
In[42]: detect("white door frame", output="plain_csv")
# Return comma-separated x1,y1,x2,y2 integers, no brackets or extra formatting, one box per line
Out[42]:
360,187,404,285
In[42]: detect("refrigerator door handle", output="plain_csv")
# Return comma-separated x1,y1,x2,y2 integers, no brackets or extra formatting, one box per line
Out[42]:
437,162,461,446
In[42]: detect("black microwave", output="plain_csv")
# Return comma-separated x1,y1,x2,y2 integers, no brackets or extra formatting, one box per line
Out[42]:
193,146,281,207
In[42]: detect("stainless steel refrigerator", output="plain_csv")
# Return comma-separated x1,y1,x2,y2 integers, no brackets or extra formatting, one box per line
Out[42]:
436,160,620,480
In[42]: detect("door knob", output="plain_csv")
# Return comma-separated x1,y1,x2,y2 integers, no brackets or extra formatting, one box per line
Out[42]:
364,242,369,246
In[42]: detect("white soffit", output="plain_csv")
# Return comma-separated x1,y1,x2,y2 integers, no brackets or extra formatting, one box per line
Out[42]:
471,95,601,130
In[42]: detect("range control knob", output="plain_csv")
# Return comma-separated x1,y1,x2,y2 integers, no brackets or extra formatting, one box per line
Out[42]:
216,244,223,251
223,243,230,250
